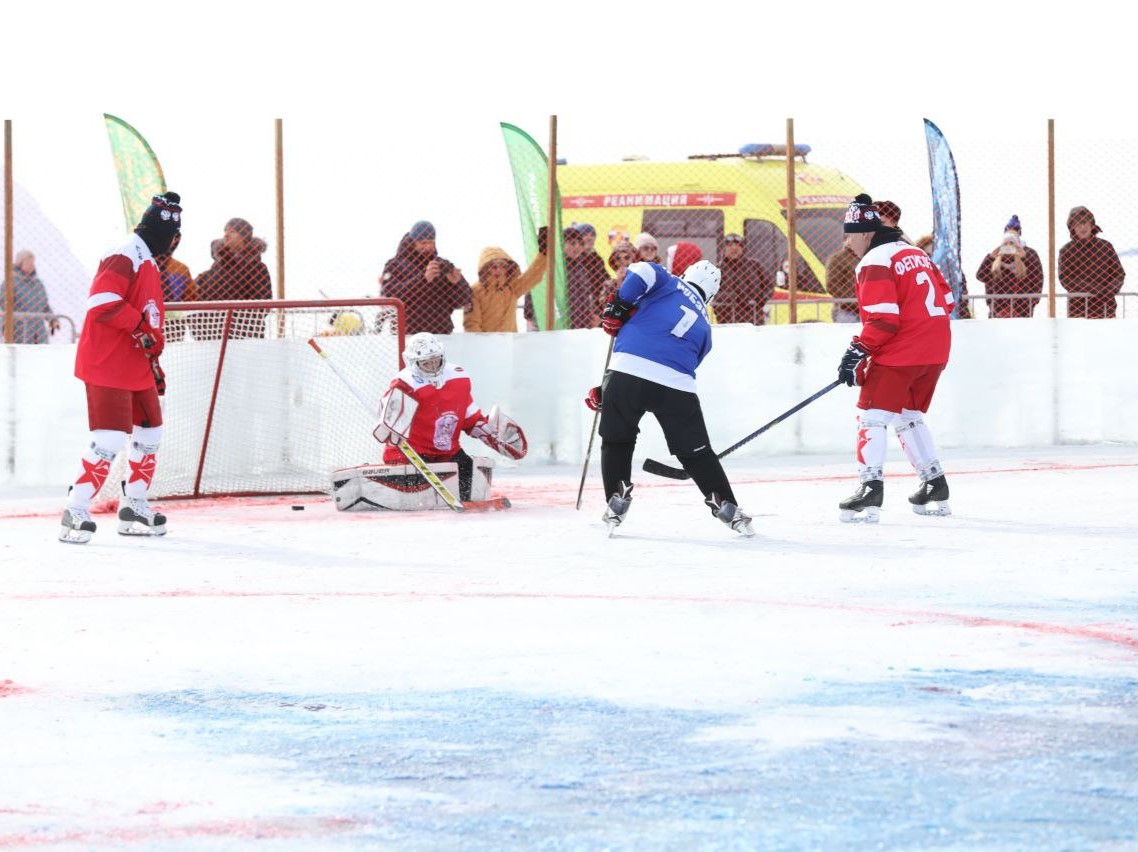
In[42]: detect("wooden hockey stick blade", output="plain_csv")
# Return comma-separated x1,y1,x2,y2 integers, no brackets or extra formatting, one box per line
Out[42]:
460,496,512,512
641,457,691,480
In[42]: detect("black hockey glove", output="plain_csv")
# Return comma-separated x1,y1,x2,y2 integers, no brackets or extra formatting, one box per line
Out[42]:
838,340,870,387
151,358,167,396
601,294,636,337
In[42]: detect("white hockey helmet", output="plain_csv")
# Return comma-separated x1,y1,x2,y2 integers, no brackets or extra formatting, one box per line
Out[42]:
403,332,445,380
682,260,722,304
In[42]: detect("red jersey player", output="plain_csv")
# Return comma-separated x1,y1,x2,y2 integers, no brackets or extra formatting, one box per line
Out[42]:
373,332,527,500
835,194,954,523
59,192,182,543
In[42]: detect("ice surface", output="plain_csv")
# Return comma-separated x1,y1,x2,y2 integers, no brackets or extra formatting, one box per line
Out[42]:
1,446,1136,849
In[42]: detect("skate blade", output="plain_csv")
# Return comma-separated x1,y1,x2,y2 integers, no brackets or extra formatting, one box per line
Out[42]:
839,506,881,524
732,520,756,538
118,520,168,536
911,502,951,517
58,526,93,544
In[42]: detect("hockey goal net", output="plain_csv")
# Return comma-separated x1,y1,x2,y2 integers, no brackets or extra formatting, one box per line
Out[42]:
104,299,405,499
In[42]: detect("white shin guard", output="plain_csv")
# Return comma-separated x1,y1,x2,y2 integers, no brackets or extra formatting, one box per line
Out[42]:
68,429,129,506
856,409,894,483
894,409,944,482
124,425,163,499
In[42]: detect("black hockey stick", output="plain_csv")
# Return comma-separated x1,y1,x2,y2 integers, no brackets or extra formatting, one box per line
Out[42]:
575,336,615,510
642,379,843,480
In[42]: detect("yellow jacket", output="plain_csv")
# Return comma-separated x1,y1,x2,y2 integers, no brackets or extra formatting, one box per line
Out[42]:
463,247,546,332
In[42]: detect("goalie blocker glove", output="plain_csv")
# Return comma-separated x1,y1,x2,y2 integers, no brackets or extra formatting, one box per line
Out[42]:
470,405,528,460
838,339,871,387
373,387,418,445
600,294,636,337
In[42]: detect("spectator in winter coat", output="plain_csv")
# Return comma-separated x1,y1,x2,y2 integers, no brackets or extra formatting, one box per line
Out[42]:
634,232,661,264
825,237,861,323
716,233,775,325
464,233,547,333
379,220,472,335
975,215,1044,318
1058,206,1125,319
196,218,272,301
564,227,601,329
2,250,57,343
194,218,273,339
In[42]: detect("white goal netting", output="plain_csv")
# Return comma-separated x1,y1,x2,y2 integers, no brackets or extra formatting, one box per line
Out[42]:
102,299,404,499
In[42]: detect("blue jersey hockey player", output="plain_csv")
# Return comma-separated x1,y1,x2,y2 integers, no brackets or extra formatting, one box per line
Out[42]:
586,258,754,537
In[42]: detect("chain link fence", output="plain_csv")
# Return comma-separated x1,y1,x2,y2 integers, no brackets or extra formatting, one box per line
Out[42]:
4,117,1136,347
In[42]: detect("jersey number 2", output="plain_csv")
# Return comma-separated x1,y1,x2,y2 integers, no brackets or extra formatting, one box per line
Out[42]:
916,271,947,317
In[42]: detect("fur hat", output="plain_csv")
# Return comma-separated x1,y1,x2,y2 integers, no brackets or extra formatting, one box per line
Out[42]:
876,199,901,224
1066,206,1101,236
608,241,637,272
844,194,882,233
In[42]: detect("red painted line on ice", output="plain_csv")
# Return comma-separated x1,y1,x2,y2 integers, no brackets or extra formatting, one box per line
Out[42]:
0,679,33,697
4,460,1135,520
5,588,1136,652
0,816,358,848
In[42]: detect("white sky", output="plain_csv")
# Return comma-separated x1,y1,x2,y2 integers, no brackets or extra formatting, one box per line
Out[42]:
3,2,1132,311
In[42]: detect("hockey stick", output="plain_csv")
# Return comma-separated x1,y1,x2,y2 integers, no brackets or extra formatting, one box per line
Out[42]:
575,336,616,510
642,379,843,480
307,338,465,512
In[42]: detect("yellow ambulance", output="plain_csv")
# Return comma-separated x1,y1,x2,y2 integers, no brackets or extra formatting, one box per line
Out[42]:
557,144,866,323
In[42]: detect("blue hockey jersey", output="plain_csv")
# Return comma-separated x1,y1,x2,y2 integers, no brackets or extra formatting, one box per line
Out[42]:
610,261,712,392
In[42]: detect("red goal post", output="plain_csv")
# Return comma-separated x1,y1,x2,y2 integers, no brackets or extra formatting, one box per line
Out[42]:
106,299,406,499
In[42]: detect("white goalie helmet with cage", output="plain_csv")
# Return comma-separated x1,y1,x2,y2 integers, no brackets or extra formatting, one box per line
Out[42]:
681,260,722,304
403,332,446,383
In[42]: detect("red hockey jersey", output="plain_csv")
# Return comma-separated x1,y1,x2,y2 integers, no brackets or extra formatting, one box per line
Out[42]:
855,240,953,366
381,363,484,463
75,234,165,390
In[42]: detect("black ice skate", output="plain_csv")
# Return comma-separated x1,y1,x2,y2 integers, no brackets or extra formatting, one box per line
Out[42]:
839,480,883,524
118,490,168,536
58,506,97,544
705,493,755,538
602,481,634,537
908,474,951,517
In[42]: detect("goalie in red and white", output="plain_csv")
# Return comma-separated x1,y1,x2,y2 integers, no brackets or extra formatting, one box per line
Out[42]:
332,332,527,511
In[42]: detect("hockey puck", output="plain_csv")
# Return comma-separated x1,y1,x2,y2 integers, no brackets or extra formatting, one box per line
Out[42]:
291,505,305,511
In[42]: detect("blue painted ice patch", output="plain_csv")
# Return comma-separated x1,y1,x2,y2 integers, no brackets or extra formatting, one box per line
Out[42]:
123,672,1138,849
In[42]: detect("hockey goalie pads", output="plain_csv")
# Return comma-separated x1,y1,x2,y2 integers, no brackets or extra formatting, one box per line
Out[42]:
331,457,495,511
372,387,418,445
469,405,528,460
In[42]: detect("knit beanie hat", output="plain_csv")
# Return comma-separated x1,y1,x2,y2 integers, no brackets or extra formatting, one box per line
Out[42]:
668,241,703,275
1005,214,1022,232
608,241,637,272
225,217,254,239
135,191,182,256
843,194,882,233
409,220,436,241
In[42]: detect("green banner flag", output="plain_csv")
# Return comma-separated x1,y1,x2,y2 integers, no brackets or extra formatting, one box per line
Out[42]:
103,114,166,232
499,123,567,330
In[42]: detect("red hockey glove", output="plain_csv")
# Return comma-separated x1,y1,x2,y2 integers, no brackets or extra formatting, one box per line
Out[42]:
132,318,165,358
600,294,636,337
150,359,167,396
585,386,602,412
